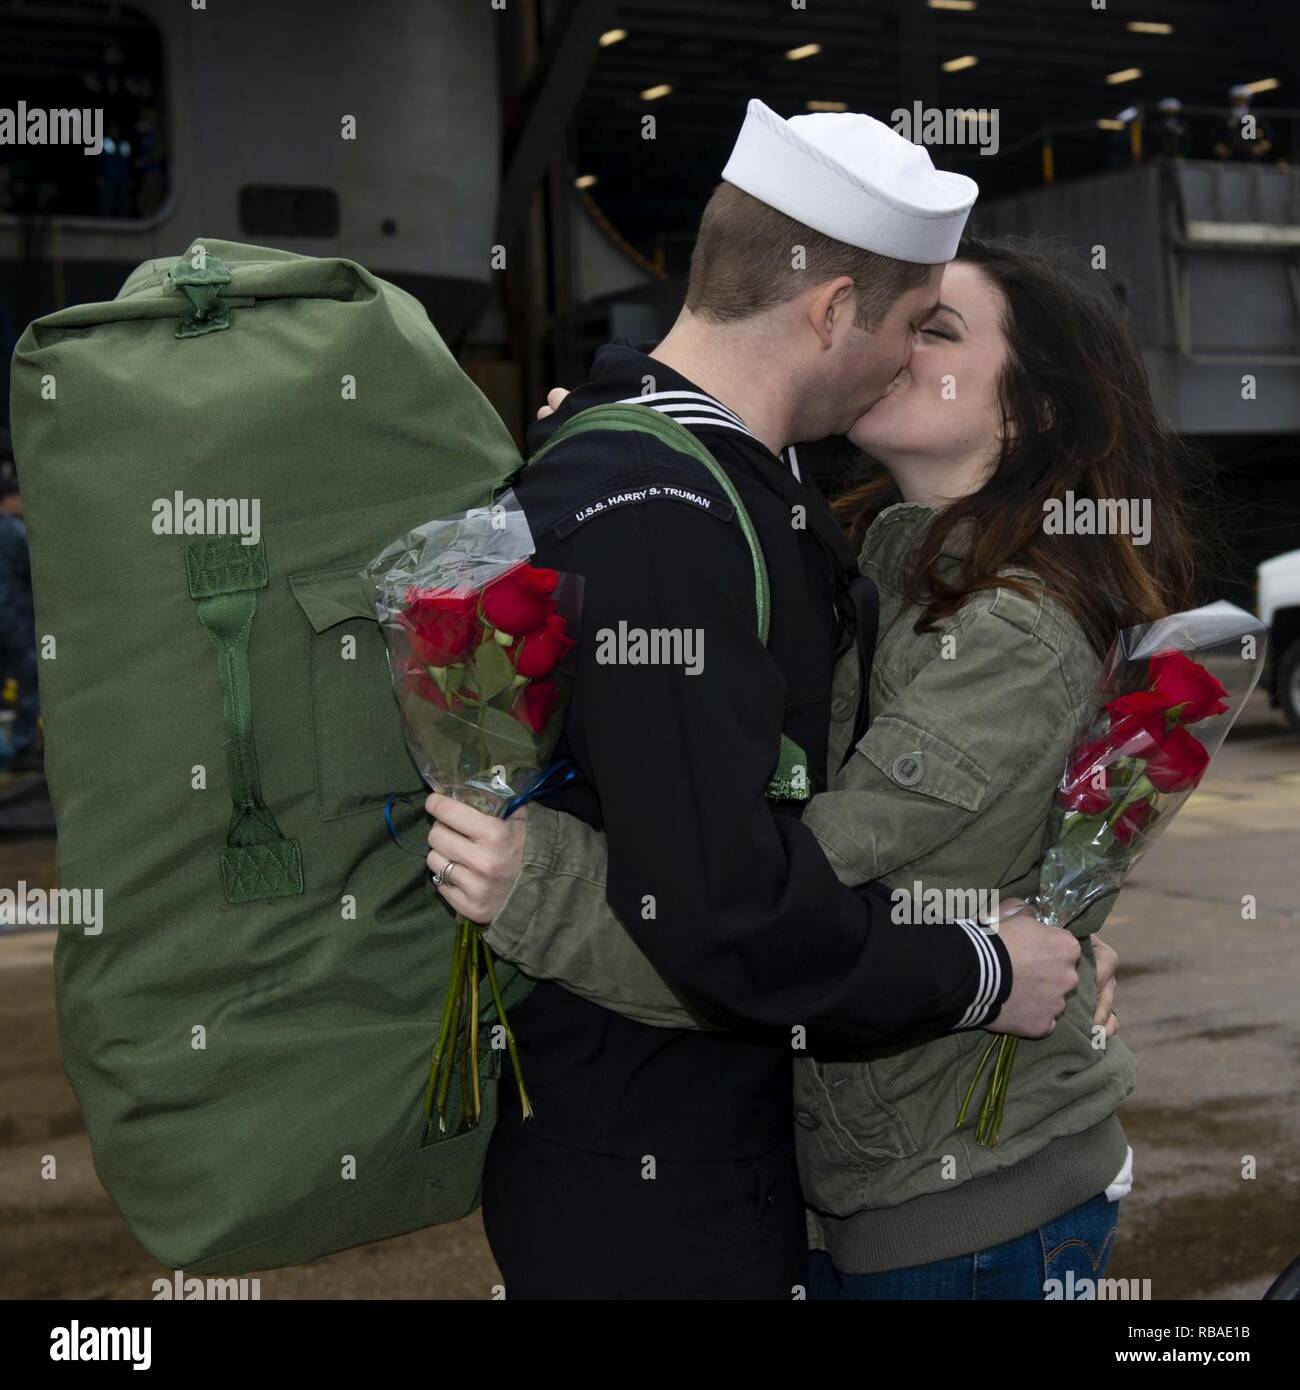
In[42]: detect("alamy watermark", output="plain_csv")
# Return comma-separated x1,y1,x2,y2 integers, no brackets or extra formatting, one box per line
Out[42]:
1043,492,1151,546
0,882,102,934
891,882,1000,925
50,1323,149,1369
595,621,704,675
891,101,1000,156
152,492,261,546
152,1269,262,1300
1,103,103,156
1046,1271,1151,1300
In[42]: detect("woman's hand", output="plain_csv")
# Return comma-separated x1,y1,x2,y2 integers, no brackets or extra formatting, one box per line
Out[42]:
425,792,528,924
1091,934,1119,1041
536,386,571,420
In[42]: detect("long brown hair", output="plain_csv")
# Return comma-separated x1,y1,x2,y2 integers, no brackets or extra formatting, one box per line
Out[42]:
832,234,1207,657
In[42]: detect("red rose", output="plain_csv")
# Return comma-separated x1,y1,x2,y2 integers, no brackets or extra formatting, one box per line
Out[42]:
1147,650,1229,724
483,564,559,636
1113,798,1155,844
1106,689,1169,721
400,587,481,667
510,613,576,679
514,677,561,733
1141,720,1210,792
1058,737,1116,814
1105,711,1164,760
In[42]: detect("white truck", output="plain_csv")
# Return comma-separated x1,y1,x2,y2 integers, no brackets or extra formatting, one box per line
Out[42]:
1257,548,1300,733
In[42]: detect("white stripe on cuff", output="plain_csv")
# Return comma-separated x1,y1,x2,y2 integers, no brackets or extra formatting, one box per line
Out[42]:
953,918,1001,1029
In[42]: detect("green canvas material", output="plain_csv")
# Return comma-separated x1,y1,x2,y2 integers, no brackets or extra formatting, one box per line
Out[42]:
10,253,807,1277
10,240,530,1274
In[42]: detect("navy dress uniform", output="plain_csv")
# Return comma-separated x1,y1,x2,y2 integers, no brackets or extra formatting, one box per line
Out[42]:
0,493,39,763
481,102,993,1298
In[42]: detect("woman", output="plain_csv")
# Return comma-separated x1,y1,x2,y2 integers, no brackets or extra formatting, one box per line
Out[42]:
427,236,1203,1298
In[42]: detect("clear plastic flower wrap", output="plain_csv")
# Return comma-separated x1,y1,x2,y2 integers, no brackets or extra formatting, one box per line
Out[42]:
959,600,1267,1146
362,489,583,1129
363,490,582,815
1033,600,1267,931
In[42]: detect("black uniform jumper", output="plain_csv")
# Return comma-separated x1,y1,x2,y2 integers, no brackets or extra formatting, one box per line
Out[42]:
482,341,1010,1298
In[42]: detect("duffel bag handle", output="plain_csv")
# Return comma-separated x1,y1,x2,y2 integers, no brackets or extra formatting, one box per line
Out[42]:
187,536,304,903
170,252,233,339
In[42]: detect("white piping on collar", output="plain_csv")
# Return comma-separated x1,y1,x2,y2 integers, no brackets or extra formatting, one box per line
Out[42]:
615,391,802,480
615,389,749,429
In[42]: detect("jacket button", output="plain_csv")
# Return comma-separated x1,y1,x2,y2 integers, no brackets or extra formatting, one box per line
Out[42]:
891,751,925,786
794,1108,820,1130
830,693,854,722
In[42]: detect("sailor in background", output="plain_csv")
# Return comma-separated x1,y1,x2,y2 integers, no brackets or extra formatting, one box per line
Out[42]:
0,474,40,773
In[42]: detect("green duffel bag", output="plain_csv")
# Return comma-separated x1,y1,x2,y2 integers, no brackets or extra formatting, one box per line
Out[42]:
9,239,533,1274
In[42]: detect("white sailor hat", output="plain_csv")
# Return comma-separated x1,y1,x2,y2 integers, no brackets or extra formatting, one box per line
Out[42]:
721,98,978,264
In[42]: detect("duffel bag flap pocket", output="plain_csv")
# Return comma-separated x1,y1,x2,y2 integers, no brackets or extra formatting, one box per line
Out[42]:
290,568,375,631
290,567,424,821
858,714,989,812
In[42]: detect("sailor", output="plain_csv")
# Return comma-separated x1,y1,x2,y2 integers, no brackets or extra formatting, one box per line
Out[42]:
0,477,39,771
460,100,1069,1298
1214,83,1275,161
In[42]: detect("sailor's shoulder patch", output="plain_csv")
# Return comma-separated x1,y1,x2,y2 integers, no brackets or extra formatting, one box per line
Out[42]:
519,428,739,543
550,459,736,540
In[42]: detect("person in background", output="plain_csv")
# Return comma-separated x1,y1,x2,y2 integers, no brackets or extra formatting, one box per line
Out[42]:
0,478,41,773
1214,85,1275,162
96,122,135,219
1150,98,1189,160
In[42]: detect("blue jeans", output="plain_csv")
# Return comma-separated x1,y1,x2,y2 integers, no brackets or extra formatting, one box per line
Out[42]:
809,1192,1120,1300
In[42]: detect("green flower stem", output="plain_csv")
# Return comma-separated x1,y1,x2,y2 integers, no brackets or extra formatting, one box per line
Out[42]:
434,920,469,1126
423,912,468,1129
481,939,533,1120
956,1035,1001,1126
981,1037,1019,1145
458,972,472,1131
1106,773,1156,827
469,928,482,1121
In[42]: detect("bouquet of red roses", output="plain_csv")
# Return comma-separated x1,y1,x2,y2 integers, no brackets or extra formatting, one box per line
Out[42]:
364,491,581,1130
959,602,1266,1146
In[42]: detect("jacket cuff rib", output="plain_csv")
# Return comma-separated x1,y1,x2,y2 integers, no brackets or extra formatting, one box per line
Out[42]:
481,800,563,960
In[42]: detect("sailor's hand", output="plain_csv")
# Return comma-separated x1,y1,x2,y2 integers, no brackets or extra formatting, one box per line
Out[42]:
985,900,1081,1039
536,386,572,420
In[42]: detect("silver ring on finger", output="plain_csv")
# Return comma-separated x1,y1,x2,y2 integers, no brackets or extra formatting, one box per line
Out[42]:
432,859,457,888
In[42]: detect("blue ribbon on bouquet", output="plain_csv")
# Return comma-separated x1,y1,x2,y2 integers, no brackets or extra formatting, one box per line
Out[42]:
382,758,579,858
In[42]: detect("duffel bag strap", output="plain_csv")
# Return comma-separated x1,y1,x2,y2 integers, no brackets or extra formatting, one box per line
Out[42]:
527,402,810,802
187,536,304,903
